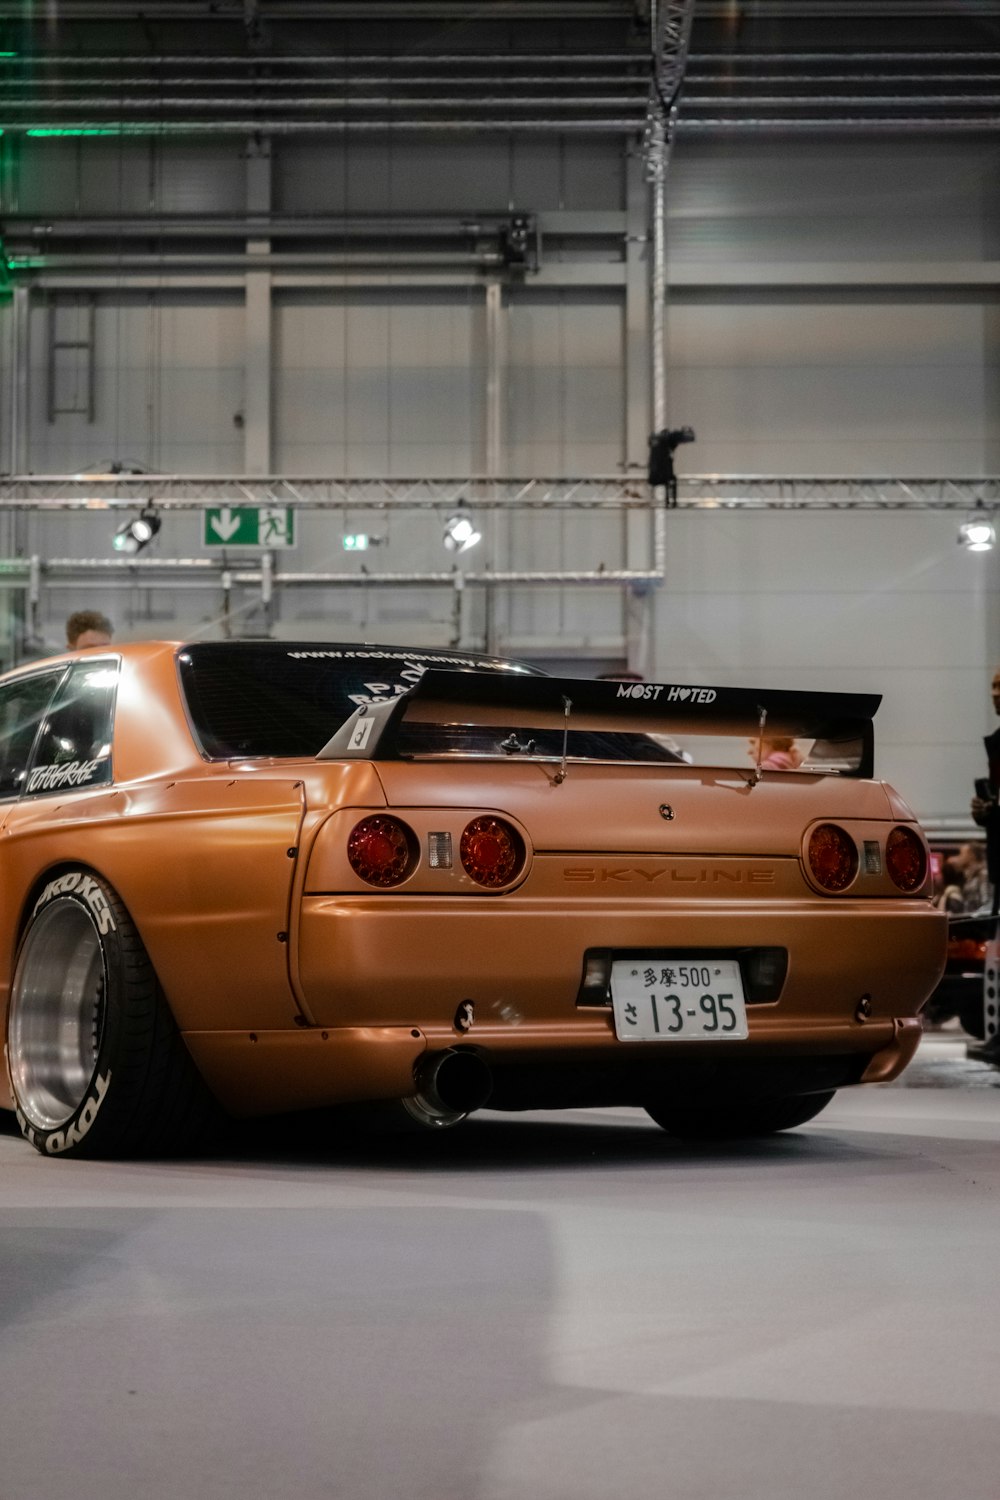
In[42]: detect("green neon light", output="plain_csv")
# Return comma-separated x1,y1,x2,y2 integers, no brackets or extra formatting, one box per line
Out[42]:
26,125,169,137
28,127,121,137
0,52,18,58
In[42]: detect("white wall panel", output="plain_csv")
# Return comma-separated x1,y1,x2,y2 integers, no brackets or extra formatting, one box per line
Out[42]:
16,140,246,216
25,294,245,475
271,142,349,213
12,142,81,214
273,136,625,215
273,291,483,474
506,291,624,471
651,511,999,819
385,140,514,211
667,306,988,474
509,140,564,212
668,302,987,368
668,139,1000,265
152,144,247,214
562,137,626,211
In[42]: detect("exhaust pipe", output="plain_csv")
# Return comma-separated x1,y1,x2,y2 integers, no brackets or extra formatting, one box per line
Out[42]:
403,1050,494,1129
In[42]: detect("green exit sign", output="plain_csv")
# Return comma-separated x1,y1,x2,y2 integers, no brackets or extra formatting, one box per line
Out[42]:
203,505,295,549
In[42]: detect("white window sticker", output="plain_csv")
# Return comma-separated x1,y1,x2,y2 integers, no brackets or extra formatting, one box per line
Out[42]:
26,758,102,793
350,717,376,750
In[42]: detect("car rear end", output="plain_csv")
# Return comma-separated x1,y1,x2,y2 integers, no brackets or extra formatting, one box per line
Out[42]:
292,670,946,1116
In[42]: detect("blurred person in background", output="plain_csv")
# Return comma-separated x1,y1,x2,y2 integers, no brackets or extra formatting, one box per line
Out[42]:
970,665,1000,917
953,843,990,911
65,610,113,650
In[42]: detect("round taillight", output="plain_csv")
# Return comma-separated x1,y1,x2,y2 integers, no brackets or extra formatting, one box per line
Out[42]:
460,816,525,889
347,815,417,888
807,823,858,893
885,825,927,893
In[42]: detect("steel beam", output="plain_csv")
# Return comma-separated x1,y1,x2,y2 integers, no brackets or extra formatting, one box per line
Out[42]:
0,475,998,511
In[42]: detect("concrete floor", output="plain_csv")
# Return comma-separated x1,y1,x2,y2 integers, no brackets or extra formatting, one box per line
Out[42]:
1,1036,999,1500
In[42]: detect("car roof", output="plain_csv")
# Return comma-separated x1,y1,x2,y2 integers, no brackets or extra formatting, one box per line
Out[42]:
0,640,539,783
4,638,535,675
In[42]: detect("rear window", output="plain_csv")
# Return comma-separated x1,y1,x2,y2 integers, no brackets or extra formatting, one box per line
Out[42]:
177,643,538,759
177,644,685,765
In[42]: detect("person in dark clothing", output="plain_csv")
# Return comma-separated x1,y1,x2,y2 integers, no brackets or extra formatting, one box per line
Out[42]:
970,665,1000,917
967,668,1000,1063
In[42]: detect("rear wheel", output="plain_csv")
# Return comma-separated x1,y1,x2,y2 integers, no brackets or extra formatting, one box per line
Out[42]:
645,1089,836,1140
6,868,217,1158
957,1001,986,1041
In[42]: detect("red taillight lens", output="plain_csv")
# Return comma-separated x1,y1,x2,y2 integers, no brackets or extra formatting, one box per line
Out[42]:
347,815,417,887
807,823,858,892
885,825,927,893
460,816,525,889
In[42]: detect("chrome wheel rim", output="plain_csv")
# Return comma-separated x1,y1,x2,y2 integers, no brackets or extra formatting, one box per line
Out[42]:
8,901,106,1131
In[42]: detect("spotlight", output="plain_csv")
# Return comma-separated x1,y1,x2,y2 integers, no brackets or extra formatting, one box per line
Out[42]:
112,506,161,555
443,503,481,554
958,513,996,552
647,426,696,506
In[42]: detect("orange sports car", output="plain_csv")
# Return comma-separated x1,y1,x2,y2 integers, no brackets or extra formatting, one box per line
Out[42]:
0,640,946,1158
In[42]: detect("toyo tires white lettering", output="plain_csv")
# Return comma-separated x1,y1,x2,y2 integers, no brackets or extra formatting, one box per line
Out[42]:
34,871,116,936
11,865,216,1159
15,1069,112,1154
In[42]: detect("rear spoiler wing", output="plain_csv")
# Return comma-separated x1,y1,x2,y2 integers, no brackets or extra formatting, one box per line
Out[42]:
317,670,881,778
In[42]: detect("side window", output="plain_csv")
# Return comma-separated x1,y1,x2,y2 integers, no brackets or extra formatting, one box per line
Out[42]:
24,658,118,798
0,671,65,799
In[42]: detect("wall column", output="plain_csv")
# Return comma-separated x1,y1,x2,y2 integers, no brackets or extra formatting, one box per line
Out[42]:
483,278,505,654
244,138,273,476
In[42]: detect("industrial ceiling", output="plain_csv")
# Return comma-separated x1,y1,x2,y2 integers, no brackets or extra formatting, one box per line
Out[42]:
2,1,1000,136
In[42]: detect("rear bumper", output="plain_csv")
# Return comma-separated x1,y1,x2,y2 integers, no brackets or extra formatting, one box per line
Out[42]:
176,892,945,1117
294,893,946,1030
182,1015,921,1117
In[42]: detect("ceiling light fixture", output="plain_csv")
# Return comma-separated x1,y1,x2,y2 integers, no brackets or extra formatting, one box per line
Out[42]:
443,502,481,554
112,507,161,555
958,507,996,553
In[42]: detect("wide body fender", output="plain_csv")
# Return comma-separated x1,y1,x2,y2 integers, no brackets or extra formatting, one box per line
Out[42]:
0,778,307,1051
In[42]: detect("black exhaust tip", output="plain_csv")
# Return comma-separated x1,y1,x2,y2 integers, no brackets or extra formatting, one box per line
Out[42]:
419,1050,493,1114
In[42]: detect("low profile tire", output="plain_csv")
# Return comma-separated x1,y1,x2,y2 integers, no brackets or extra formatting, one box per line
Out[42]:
645,1089,836,1141
6,868,217,1159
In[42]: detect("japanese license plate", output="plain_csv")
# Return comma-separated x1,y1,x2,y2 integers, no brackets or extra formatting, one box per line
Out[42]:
610,958,749,1042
